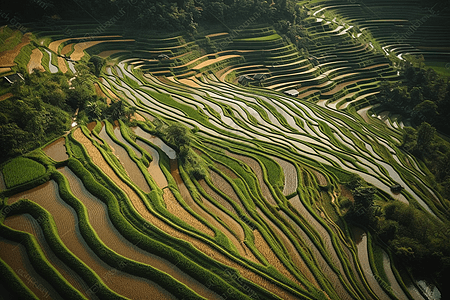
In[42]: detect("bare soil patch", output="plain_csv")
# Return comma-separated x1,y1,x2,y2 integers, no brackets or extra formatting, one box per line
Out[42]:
43,137,69,162
57,57,68,73
0,93,13,102
27,48,44,73
97,50,129,58
70,39,134,61
4,214,92,298
60,43,73,56
0,33,31,67
312,170,327,186
271,156,298,195
0,238,63,299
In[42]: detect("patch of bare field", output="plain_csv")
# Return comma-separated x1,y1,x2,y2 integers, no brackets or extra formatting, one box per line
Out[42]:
49,38,71,53
74,128,302,299
0,92,13,102
60,166,220,300
97,50,129,58
198,179,237,215
0,33,31,67
178,77,201,88
227,151,277,206
4,214,92,299
0,67,11,73
290,196,347,277
280,211,354,300
312,170,327,186
252,229,302,287
192,55,241,71
271,156,298,195
0,237,63,299
95,82,116,104
98,125,150,193
169,160,216,237
163,188,215,237
210,170,247,213
70,39,135,61
256,208,319,290
57,57,68,73
356,106,373,123
27,48,44,73
43,137,69,161
339,185,354,202
135,139,168,189
60,43,73,56
132,113,146,122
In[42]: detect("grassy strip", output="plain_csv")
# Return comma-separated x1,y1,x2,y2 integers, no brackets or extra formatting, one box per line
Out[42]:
0,257,38,300
1,157,46,188
3,198,123,300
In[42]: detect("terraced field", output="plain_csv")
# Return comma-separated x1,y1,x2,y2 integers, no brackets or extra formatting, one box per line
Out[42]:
1,2,449,299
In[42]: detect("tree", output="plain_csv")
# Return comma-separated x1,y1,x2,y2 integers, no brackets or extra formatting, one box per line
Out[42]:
401,126,417,152
165,123,191,153
88,55,106,77
411,100,439,125
416,122,436,154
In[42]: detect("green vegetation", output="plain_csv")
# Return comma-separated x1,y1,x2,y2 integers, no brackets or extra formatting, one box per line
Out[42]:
1,157,46,188
2,1,450,299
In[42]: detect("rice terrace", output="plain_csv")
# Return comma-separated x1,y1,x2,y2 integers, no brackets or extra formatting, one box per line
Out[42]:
1,0,450,299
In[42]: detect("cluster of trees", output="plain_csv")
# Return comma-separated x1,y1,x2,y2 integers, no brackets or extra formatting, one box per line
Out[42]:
0,55,133,162
377,201,450,295
156,122,207,179
401,123,450,205
3,0,309,34
377,62,450,135
343,174,450,295
0,70,80,161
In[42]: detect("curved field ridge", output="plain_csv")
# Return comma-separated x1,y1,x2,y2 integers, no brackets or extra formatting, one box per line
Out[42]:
1,14,446,300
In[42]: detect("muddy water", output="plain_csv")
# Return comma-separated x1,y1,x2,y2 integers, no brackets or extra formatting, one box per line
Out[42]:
0,237,63,299
135,139,168,188
113,126,141,159
271,156,298,196
43,137,69,161
8,180,175,300
98,125,151,193
381,250,410,300
169,160,216,237
133,127,176,159
4,214,93,299
352,227,391,300
59,166,220,300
